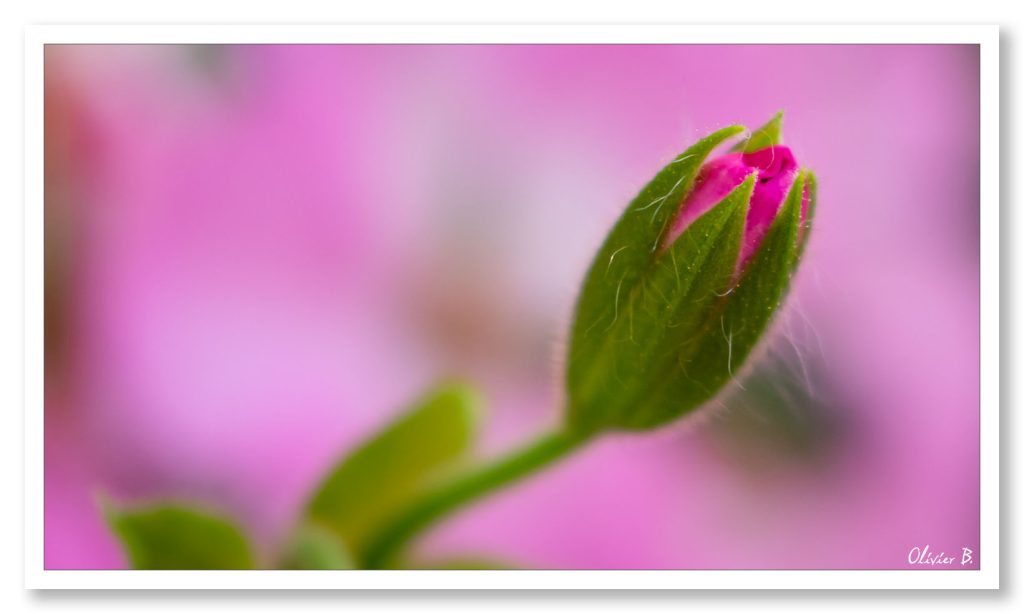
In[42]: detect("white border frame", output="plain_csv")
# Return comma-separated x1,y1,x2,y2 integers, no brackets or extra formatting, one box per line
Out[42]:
24,24,999,590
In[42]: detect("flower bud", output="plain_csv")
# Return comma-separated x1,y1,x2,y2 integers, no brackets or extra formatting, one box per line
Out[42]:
665,143,809,266
565,114,816,433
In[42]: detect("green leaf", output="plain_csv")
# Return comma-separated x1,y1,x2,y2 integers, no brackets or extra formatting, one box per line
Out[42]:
732,111,784,153
279,522,354,570
105,502,255,570
567,174,753,432
566,124,745,432
306,382,481,565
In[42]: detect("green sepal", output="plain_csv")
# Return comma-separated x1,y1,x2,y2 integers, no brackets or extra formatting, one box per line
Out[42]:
732,111,784,153
646,171,809,415
305,382,481,565
567,173,754,432
796,171,817,261
104,501,256,569
565,125,744,432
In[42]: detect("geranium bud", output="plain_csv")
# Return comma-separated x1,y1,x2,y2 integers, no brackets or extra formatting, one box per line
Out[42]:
565,114,816,433
665,144,810,267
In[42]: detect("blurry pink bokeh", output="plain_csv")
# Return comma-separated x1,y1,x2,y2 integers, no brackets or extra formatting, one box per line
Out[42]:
44,44,980,569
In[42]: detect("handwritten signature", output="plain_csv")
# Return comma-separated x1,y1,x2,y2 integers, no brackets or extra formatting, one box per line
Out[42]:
907,545,974,566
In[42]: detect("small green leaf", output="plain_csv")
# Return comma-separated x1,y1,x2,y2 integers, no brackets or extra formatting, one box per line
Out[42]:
306,382,481,565
105,502,255,569
567,174,753,432
280,522,354,570
733,111,784,153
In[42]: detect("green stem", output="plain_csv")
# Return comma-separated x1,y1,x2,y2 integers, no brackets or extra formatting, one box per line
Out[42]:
361,427,592,568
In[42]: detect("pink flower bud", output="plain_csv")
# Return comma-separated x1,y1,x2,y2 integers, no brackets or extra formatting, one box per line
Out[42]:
665,145,810,266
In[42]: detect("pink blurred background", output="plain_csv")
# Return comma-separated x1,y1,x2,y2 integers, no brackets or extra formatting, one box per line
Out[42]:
43,44,980,569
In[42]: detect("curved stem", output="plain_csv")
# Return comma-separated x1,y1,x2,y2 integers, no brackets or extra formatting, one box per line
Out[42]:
361,428,593,568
